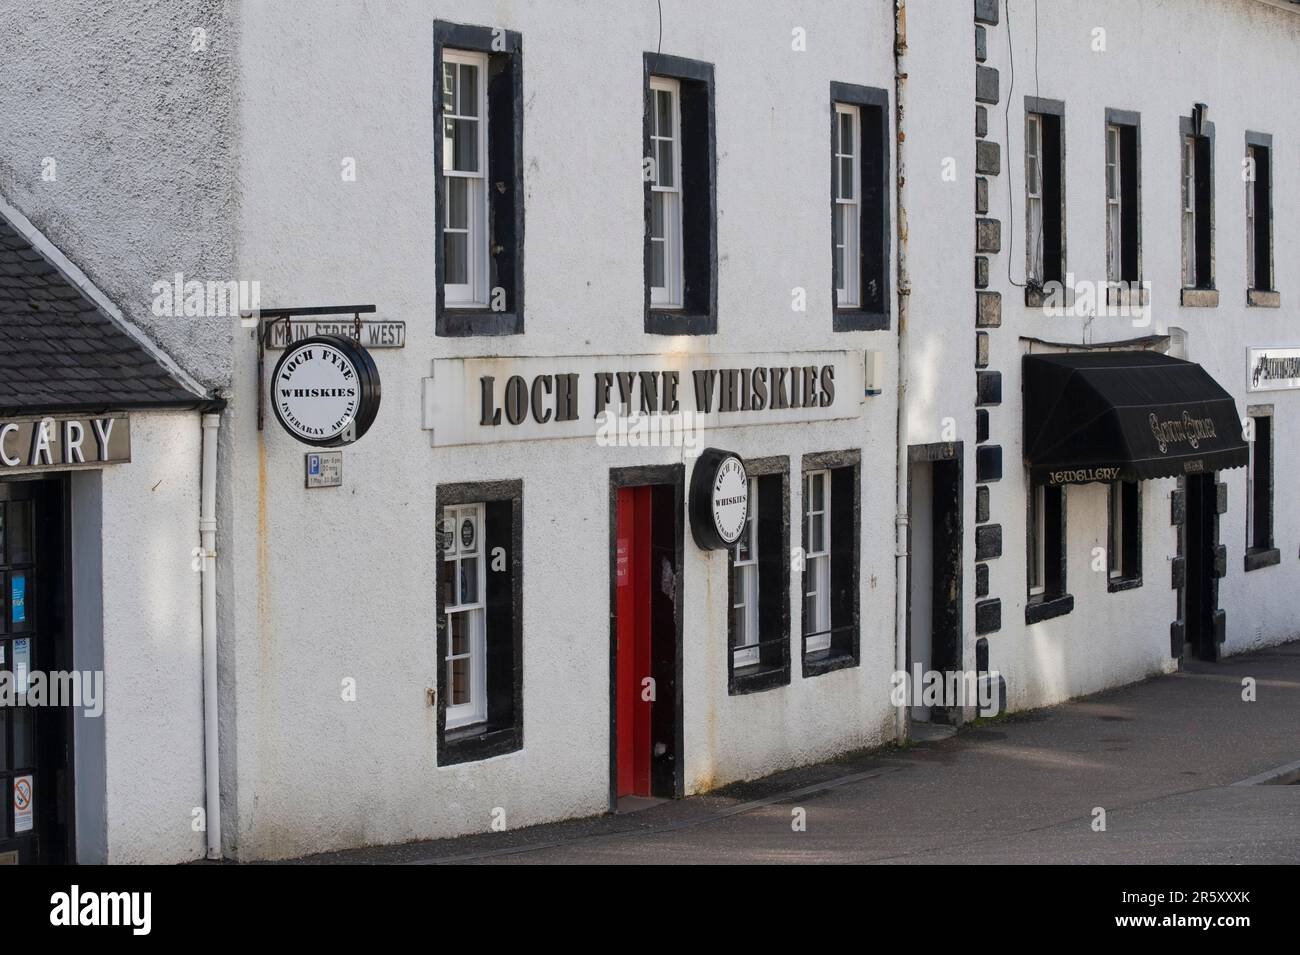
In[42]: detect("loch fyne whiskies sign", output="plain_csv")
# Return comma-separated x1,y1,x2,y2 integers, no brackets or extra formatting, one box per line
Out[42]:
422,351,867,446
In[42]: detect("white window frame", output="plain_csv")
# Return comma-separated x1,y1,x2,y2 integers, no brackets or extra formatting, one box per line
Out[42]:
803,470,832,654
649,76,683,308
1028,483,1046,596
442,49,490,308
1105,124,1122,285
1181,135,1197,288
443,502,487,729
1026,113,1045,286
833,103,861,308
731,477,760,669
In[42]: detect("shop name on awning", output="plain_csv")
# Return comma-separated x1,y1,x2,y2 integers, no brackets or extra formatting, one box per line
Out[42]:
1149,411,1218,454
0,415,130,470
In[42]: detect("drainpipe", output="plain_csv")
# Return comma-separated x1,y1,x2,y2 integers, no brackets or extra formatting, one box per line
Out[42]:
892,0,911,745
200,412,222,859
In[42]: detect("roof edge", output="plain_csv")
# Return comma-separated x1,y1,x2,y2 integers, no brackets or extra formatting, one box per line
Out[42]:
0,193,212,403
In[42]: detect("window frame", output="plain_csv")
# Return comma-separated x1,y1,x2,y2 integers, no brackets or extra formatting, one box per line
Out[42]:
800,449,861,677
1024,96,1066,304
440,49,490,310
1178,112,1216,302
648,76,684,309
643,52,716,336
433,21,525,337
727,457,791,696
1103,108,1142,297
435,479,524,765
1025,479,1072,623
1245,131,1277,304
829,82,891,331
833,103,862,309
1106,479,1142,592
1244,405,1280,571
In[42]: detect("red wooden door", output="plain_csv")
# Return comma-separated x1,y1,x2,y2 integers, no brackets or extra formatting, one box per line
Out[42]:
616,486,653,797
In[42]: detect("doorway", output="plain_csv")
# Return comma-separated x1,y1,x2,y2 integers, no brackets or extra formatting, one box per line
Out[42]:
609,466,683,807
906,446,964,724
0,477,73,864
1183,473,1221,661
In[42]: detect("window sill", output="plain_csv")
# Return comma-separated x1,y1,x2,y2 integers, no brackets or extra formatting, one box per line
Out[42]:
1105,284,1149,308
1107,574,1143,594
436,309,523,337
729,662,791,696
1025,283,1073,309
1244,547,1281,572
1180,288,1219,308
439,723,522,765
1025,592,1074,624
802,649,858,679
1247,289,1281,308
833,308,890,333
646,308,716,336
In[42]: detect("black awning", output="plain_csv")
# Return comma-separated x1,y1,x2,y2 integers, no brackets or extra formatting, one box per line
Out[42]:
1023,351,1248,486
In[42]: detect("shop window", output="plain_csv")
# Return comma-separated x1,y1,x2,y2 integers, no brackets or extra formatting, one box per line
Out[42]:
435,22,524,336
728,459,790,695
1179,110,1216,304
1104,110,1142,303
644,53,716,335
1246,132,1277,306
436,480,523,764
1026,481,1072,622
1107,480,1141,591
801,451,860,676
1025,97,1065,304
830,83,890,330
1245,408,1279,571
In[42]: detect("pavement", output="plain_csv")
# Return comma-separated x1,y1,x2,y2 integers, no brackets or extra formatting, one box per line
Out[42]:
294,640,1300,864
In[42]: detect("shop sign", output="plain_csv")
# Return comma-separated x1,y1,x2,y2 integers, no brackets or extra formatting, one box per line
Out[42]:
0,414,130,471
266,319,405,349
422,351,866,447
271,335,381,447
689,448,748,550
1248,347,1300,392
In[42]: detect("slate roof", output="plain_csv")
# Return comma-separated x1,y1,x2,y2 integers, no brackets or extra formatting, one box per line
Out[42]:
0,211,206,416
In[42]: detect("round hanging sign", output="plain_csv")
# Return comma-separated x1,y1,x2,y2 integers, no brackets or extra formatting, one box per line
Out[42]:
269,334,381,447
689,447,748,550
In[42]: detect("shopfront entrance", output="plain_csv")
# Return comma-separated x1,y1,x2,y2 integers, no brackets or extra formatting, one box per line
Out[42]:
0,477,72,864
609,466,683,806
1182,473,1223,662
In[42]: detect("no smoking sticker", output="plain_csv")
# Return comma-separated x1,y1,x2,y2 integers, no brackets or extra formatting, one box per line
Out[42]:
13,776,32,833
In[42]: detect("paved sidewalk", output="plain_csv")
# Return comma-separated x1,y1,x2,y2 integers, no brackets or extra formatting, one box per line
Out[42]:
296,640,1300,864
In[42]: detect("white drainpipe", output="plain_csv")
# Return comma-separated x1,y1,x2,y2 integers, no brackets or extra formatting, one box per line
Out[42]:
200,412,222,859
892,0,911,744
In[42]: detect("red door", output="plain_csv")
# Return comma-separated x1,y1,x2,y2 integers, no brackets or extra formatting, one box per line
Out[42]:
616,486,653,798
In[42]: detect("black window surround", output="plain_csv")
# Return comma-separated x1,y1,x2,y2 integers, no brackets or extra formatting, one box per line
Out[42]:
1245,130,1278,307
433,21,525,337
1026,480,1073,623
643,52,717,336
801,449,860,677
1179,112,1217,306
1024,96,1066,308
829,82,891,332
435,479,524,765
728,456,791,696
1245,405,1280,572
1107,479,1142,593
1104,108,1144,304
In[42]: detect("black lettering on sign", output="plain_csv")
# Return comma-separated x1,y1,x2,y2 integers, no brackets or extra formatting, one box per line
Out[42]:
662,371,680,413
504,375,528,425
593,372,614,418
531,375,553,424
751,367,768,410
771,367,790,409
820,365,835,406
693,369,718,413
555,373,579,422
480,376,502,426
638,371,659,414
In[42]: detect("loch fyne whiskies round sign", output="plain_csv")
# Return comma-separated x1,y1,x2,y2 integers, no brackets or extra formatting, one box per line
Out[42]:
690,447,749,550
270,335,381,446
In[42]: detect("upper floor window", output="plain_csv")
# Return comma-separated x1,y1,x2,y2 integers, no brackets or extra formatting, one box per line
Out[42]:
830,82,890,330
434,22,525,336
1103,110,1141,294
1024,97,1065,302
644,53,716,336
1179,109,1215,303
1246,132,1277,306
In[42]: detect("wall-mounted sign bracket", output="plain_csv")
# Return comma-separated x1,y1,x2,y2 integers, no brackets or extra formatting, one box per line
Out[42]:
244,305,376,431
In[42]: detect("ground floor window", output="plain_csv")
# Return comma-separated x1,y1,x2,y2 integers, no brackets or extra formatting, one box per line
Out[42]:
801,450,860,676
436,480,523,764
1245,407,1279,571
728,458,790,694
1107,479,1142,590
1026,480,1071,622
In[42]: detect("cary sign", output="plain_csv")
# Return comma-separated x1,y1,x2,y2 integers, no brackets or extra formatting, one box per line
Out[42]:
0,414,130,471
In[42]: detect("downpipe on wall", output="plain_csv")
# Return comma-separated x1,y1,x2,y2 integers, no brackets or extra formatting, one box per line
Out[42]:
200,412,222,859
892,0,911,745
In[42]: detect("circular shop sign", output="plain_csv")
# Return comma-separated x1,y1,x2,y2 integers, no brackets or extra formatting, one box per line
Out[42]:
270,335,381,447
689,448,748,550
